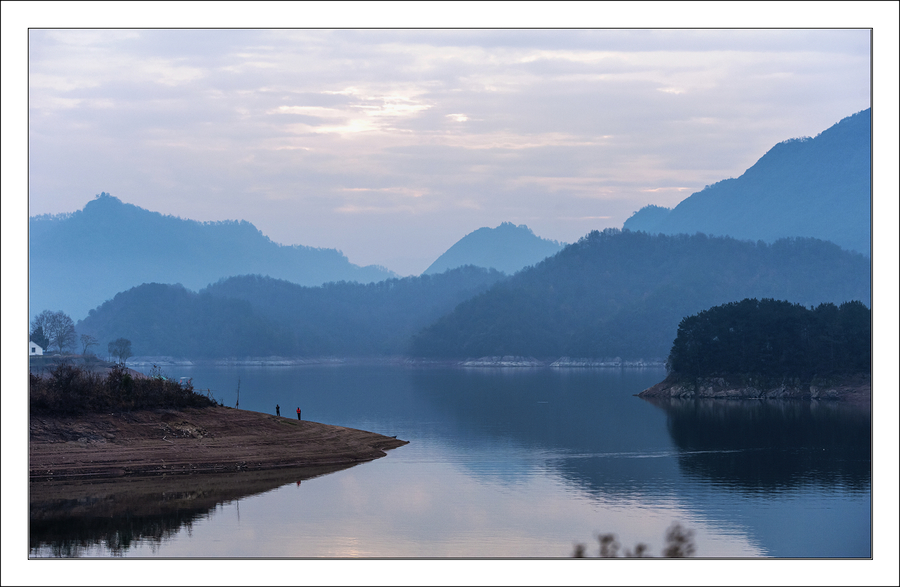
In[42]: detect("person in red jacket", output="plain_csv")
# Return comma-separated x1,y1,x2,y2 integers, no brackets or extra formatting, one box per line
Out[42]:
296,407,301,421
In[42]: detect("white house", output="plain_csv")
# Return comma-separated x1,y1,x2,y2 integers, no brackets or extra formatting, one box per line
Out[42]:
29,340,44,356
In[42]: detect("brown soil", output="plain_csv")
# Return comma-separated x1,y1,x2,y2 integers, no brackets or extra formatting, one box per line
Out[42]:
29,406,408,481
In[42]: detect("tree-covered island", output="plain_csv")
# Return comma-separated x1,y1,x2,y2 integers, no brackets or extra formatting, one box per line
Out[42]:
639,298,871,402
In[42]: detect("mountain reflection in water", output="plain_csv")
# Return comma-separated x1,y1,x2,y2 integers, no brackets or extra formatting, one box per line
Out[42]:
29,464,357,556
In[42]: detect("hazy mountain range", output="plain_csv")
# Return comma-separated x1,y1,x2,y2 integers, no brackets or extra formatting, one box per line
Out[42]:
29,196,569,322
29,194,396,321
31,108,871,361
74,230,868,360
623,108,870,256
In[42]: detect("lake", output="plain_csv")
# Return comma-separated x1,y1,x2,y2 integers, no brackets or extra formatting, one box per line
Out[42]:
29,364,871,558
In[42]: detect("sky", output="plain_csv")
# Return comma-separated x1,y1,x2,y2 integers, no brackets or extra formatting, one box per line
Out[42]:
24,26,874,276
5,3,900,586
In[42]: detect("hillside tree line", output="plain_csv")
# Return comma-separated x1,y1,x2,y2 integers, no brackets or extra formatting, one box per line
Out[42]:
410,229,870,360
75,266,506,358
666,298,870,379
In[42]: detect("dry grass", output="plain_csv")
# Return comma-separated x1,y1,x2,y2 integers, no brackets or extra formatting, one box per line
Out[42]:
29,363,217,414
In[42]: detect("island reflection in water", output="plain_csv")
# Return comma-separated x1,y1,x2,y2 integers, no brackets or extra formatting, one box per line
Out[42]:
641,397,871,491
29,463,357,557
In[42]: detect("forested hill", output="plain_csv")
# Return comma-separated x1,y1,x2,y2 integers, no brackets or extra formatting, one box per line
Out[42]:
76,266,506,358
409,229,870,361
29,194,395,321
423,222,565,275
623,109,871,256
665,298,870,380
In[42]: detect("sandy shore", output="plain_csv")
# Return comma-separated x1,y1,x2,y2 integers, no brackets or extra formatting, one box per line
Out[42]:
29,405,408,481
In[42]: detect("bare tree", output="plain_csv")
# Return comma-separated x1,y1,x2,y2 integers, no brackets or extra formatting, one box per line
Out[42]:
80,334,99,356
108,338,133,366
31,310,76,353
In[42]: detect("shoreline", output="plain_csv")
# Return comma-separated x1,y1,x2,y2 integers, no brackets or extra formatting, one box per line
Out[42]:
29,405,408,481
122,355,667,369
637,372,871,403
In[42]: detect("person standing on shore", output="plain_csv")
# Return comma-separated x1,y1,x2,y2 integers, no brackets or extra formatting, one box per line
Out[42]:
276,404,280,417
296,407,301,421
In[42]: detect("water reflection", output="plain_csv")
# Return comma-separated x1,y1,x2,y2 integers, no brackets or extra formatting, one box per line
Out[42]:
29,464,357,557
641,398,871,492
33,365,871,558
404,367,870,558
409,367,672,452
409,367,683,498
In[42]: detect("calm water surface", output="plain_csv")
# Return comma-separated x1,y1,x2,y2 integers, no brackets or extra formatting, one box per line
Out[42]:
29,365,871,558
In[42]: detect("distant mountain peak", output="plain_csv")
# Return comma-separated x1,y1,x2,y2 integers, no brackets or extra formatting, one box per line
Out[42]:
423,222,565,276
92,191,120,203
622,108,870,256
497,221,531,231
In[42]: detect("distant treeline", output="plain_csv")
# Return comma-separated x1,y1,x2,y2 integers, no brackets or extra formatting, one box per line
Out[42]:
77,266,505,358
76,230,870,361
666,298,870,379
410,229,870,359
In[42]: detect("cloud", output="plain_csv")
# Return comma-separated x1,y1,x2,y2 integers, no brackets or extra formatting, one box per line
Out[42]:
27,29,872,275
641,187,693,193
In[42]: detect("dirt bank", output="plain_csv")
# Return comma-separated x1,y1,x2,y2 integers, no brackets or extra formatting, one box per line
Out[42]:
29,406,408,481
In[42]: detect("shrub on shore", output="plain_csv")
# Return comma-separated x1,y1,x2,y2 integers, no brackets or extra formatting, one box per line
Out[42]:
573,523,696,558
29,363,217,414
